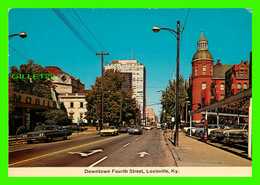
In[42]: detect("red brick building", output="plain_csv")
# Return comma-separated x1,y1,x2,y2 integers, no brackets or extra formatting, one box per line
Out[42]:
225,60,249,97
189,32,249,123
191,32,214,122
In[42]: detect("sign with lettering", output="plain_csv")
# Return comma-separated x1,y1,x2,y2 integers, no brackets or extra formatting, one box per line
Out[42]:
9,91,56,108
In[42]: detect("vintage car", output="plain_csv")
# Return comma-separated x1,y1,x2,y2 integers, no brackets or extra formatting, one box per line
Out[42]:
21,125,73,144
117,126,128,133
223,124,248,144
128,125,142,135
144,126,152,130
209,126,232,141
191,124,204,136
197,125,220,138
100,126,118,136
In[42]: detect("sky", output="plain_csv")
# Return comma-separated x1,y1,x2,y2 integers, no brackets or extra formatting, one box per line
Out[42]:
8,8,252,117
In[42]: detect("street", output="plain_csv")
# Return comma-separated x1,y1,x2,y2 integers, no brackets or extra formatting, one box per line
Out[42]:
9,129,175,167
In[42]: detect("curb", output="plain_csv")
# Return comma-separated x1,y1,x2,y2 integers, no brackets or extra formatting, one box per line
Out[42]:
163,132,179,167
9,131,100,147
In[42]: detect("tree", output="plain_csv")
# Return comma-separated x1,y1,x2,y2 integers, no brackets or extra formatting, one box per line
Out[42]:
85,69,139,126
9,60,53,99
44,109,72,126
160,76,188,123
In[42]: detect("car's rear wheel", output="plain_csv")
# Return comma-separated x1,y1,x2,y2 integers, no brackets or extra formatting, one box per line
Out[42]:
46,136,52,142
27,140,33,144
63,135,68,140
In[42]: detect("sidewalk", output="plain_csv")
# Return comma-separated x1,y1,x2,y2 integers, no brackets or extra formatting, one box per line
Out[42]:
163,130,251,167
9,129,99,146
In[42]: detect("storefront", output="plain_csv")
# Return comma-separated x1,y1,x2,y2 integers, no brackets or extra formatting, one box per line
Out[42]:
9,91,56,135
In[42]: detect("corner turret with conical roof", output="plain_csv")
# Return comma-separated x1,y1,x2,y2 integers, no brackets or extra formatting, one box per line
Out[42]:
191,31,214,123
192,31,213,62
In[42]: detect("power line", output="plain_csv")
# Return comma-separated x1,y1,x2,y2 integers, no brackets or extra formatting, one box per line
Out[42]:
9,45,30,61
183,8,190,32
180,8,190,42
52,8,97,54
72,9,111,57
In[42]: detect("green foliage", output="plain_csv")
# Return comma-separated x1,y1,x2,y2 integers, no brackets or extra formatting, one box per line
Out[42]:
44,109,72,126
160,76,188,123
85,69,139,126
16,126,27,135
9,60,53,99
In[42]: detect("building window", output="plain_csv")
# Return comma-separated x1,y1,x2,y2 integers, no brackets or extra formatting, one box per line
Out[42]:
80,102,83,108
195,65,198,76
203,65,206,75
210,65,213,75
220,94,225,100
220,83,225,91
80,113,83,119
70,102,74,108
243,83,248,89
202,82,207,90
237,83,242,90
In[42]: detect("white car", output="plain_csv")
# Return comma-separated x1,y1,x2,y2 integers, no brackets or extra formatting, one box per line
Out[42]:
144,126,152,130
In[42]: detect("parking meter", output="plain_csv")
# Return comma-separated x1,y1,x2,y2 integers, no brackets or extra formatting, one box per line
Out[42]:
203,120,208,141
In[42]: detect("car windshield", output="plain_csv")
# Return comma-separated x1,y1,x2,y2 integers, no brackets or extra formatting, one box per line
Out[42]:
34,126,55,131
130,125,139,128
233,125,247,129
104,126,115,129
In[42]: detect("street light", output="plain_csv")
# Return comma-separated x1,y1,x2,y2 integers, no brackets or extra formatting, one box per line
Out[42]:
153,21,180,147
9,32,27,40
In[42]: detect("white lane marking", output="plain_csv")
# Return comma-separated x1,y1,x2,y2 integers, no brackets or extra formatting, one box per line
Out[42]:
68,149,103,157
88,156,108,167
135,138,139,140
123,143,130,148
136,151,150,158
9,147,34,153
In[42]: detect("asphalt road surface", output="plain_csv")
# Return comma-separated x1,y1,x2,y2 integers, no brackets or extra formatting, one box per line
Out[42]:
9,128,176,167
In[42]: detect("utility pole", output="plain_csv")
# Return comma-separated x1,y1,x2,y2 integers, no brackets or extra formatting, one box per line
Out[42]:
174,21,180,147
96,51,109,130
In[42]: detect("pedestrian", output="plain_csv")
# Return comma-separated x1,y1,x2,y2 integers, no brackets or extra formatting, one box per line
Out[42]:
164,123,167,133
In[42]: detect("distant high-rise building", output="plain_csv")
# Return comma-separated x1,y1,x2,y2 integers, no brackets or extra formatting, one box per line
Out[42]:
104,60,146,122
146,107,158,125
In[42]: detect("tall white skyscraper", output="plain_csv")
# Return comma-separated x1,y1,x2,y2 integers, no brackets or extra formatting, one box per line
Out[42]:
104,60,146,122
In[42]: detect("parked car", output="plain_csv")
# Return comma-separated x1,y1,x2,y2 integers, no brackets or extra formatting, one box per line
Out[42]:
100,126,118,136
207,125,221,136
198,125,221,138
210,126,232,141
117,126,128,133
191,124,204,136
183,127,195,134
128,125,142,135
156,124,162,129
223,124,248,144
21,125,73,144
